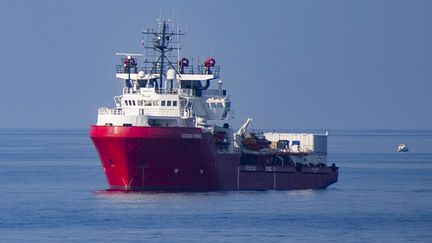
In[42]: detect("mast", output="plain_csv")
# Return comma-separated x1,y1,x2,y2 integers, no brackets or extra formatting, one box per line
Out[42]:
159,21,166,86
142,20,183,90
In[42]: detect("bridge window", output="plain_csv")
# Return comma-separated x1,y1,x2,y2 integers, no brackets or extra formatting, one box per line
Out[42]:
173,101,177,106
161,100,166,106
138,100,143,106
144,100,152,106
124,100,128,106
132,100,136,106
128,100,132,106
211,103,216,108
167,101,172,106
152,101,159,106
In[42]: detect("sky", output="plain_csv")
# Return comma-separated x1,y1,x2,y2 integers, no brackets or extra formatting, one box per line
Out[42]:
0,0,431,129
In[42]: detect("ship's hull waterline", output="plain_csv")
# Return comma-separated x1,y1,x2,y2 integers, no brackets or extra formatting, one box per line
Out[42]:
90,126,338,191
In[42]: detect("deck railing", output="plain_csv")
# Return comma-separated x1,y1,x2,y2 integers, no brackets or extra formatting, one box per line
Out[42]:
181,66,220,77
122,88,221,97
98,107,124,115
154,88,178,94
116,66,154,74
123,87,179,95
116,65,220,77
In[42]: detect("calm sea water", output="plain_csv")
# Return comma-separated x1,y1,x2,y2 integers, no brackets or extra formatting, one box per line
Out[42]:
0,129,431,242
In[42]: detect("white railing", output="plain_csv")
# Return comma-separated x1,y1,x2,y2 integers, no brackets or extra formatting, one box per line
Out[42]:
154,88,178,94
99,106,182,117
122,87,224,97
98,107,124,115
144,109,180,117
123,87,180,95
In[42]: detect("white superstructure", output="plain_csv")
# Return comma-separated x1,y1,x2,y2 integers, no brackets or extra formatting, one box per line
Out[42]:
96,21,233,129
264,132,328,153
264,132,328,164
95,20,330,164
97,65,232,127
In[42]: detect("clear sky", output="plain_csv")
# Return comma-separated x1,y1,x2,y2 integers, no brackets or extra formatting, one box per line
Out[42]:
0,0,431,129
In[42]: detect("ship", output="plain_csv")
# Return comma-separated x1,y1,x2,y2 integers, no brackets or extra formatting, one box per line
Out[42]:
397,144,409,152
89,20,338,191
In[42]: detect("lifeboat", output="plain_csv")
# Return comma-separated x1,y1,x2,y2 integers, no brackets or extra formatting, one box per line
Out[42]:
241,133,271,151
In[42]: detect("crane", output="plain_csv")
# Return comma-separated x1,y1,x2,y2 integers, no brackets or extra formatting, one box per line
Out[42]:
233,118,253,148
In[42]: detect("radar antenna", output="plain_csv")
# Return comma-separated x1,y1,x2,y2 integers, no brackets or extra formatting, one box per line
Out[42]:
142,20,184,89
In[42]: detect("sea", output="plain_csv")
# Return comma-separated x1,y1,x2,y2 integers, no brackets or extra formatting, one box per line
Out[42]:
0,129,431,242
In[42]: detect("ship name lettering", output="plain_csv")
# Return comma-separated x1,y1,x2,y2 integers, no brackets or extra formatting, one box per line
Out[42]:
181,133,202,139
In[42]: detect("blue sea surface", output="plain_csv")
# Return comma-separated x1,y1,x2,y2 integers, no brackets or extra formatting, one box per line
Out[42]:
0,129,431,242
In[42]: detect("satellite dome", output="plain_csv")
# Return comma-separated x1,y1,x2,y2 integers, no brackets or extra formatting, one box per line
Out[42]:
138,70,145,79
167,69,176,80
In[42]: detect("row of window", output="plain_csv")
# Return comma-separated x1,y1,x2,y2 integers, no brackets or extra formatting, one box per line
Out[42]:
161,100,177,107
124,100,178,107
206,102,224,108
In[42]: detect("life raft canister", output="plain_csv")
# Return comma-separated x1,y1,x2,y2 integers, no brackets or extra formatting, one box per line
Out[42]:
124,58,137,67
204,57,216,68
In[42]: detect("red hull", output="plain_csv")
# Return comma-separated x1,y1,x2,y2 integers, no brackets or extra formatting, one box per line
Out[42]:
90,126,338,191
